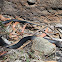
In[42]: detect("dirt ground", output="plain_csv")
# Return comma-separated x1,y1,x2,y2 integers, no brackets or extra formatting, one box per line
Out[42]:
0,0,62,23
0,0,62,62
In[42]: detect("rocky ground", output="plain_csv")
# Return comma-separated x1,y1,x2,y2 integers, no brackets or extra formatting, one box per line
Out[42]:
0,0,62,62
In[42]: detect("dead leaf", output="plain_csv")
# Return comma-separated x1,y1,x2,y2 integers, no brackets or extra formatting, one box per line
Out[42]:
12,22,20,30
21,23,28,33
40,27,48,37
0,15,10,21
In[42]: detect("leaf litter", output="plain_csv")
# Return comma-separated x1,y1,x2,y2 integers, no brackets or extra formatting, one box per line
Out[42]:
0,14,62,62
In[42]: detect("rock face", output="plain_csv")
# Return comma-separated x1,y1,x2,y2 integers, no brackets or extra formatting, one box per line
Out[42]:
32,37,56,55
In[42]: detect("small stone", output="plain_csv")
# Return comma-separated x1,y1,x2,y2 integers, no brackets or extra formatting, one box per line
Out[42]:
28,0,36,3
32,37,56,55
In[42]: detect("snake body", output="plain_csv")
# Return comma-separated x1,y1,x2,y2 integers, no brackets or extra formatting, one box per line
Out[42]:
0,19,62,49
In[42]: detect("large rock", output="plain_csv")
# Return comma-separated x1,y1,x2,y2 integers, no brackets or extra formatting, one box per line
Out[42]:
32,37,56,55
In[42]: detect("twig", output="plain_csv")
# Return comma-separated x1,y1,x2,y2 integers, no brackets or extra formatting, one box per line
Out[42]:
42,30,53,39
52,38,62,42
21,23,28,33
18,40,32,49
15,16,43,27
43,30,62,42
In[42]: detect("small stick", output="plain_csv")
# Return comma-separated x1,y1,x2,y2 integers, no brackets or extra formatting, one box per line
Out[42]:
42,30,53,39
5,22,12,26
43,30,62,42
12,22,20,30
0,51,7,56
15,16,43,27
52,38,62,42
21,23,28,33
0,15,10,21
18,40,32,49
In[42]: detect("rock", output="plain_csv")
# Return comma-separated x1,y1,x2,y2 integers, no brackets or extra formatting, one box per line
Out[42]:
32,37,56,55
28,0,36,3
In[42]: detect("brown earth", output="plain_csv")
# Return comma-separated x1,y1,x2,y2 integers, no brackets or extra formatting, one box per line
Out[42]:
0,0,62,23
0,0,62,62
